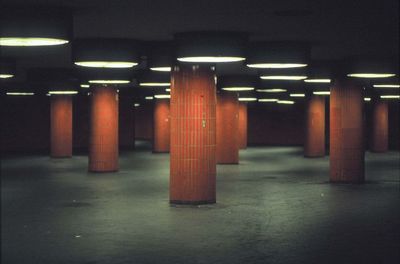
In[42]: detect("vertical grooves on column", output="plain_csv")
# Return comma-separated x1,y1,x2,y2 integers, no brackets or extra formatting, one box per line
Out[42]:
370,100,388,152
170,65,216,204
153,99,170,153
89,86,119,172
216,92,239,164
304,95,325,157
238,102,248,149
50,95,73,158
330,79,364,183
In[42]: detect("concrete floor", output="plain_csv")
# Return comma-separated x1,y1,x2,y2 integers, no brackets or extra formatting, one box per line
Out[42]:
1,142,399,264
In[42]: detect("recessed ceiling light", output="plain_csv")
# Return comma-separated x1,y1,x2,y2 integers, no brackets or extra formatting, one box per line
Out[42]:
290,93,306,97
48,91,78,95
0,37,68,46
75,61,138,68
222,87,254,91
154,94,170,99
134,103,140,107
380,95,400,99
80,84,90,88
260,75,307,80
247,63,307,69
177,56,245,63
313,91,330,95
6,92,34,96
256,88,287,93
347,73,396,78
277,100,295,104
0,74,14,78
304,78,331,83
165,88,171,92
150,67,171,72
364,97,371,101
239,97,257,102
373,84,400,88
139,82,170,87
145,96,154,100
89,80,130,84
258,98,278,102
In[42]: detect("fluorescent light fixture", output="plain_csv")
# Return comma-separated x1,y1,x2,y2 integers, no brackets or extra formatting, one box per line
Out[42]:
75,61,137,68
177,56,245,63
150,67,171,72
258,98,278,102
364,97,371,102
134,103,140,107
347,73,396,78
290,93,306,97
165,88,171,92
304,78,331,83
373,84,400,88
154,94,171,99
380,95,400,99
0,74,14,78
260,75,307,80
80,84,90,88
247,63,307,69
48,91,78,95
277,100,295,104
313,91,330,95
0,37,68,46
256,88,287,93
222,87,254,91
6,92,34,96
238,97,257,102
145,96,154,100
88,80,130,84
139,82,170,87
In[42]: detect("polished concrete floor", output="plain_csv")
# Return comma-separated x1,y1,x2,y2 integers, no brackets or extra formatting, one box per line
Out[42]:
2,142,399,264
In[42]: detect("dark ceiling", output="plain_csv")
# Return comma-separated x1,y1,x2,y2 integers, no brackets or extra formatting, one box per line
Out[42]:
1,0,399,81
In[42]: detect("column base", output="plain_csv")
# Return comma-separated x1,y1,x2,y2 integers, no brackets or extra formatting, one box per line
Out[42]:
330,179,364,184
51,155,72,159
170,199,216,205
304,154,325,158
217,162,239,165
88,169,119,173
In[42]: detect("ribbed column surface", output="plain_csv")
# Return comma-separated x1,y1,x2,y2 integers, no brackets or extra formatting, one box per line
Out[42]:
119,95,135,148
330,79,364,183
216,92,239,164
153,99,170,153
170,64,216,204
238,102,248,149
89,86,119,172
370,100,388,152
304,95,326,157
50,95,73,158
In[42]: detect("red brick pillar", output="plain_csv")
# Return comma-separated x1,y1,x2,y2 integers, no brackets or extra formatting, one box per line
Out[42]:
153,99,170,153
170,64,216,204
330,79,364,183
89,86,119,172
304,95,325,157
238,102,248,149
119,95,135,149
50,95,73,158
217,92,239,164
370,100,388,152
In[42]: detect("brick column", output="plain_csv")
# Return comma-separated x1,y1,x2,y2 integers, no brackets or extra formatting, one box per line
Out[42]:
153,99,170,153
216,92,239,164
50,95,73,158
170,64,216,204
89,86,119,172
330,79,364,183
304,95,325,157
238,102,248,149
370,100,388,152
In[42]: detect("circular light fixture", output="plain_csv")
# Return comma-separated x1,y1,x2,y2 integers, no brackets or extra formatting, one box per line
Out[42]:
134,103,140,107
150,67,171,72
347,73,395,78
140,82,170,87
290,93,306,97
261,76,307,80
364,97,371,102
222,87,254,91
80,84,90,88
313,91,330,95
6,92,34,96
346,59,397,79
218,75,256,92
380,95,400,99
373,84,400,88
258,98,278,102
304,78,331,83
246,41,309,69
89,80,130,84
145,96,154,100
277,100,295,104
78,68,132,86
0,7,72,47
138,71,170,87
154,94,171,99
48,91,78,95
0,58,16,79
174,31,248,63
239,97,257,102
0,74,14,79
73,38,140,68
147,41,173,72
27,68,79,96
165,88,171,92
260,67,308,81
256,88,287,93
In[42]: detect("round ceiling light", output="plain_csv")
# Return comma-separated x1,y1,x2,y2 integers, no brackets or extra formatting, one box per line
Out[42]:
258,98,278,102
73,38,140,68
0,7,72,47
218,75,256,92
304,79,331,83
154,94,171,99
78,68,132,86
277,100,295,104
346,59,397,79
260,67,308,81
313,91,330,96
0,58,16,79
373,84,399,88
256,88,287,93
138,71,170,87
175,31,247,63
239,97,257,102
147,41,173,72
380,95,400,99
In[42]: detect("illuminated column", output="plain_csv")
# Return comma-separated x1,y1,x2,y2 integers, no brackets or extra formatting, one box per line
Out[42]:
170,64,216,204
217,92,239,164
89,86,119,172
238,102,248,149
330,79,364,183
50,95,73,158
119,94,135,149
304,95,325,157
153,99,170,153
370,99,388,152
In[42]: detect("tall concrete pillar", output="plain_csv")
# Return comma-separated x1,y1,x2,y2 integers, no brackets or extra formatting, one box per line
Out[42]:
304,95,325,157
50,95,73,158
216,92,239,164
153,99,170,153
89,86,119,172
370,100,388,152
238,102,248,149
170,65,216,204
330,79,364,183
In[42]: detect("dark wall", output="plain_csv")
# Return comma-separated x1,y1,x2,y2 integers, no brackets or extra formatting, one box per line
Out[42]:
134,102,153,140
